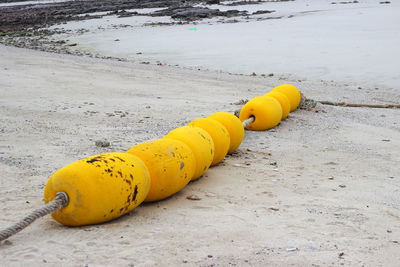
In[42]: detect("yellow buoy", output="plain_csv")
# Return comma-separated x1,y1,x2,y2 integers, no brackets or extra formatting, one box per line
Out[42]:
165,126,214,180
188,118,230,166
239,96,282,131
126,138,196,202
43,153,151,226
272,84,301,112
208,112,244,154
265,91,291,119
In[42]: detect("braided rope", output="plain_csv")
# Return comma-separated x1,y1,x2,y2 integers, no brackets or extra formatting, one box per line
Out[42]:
242,116,254,128
0,192,68,242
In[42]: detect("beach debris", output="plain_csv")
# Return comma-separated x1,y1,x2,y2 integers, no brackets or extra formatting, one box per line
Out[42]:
233,99,249,105
339,252,344,258
232,163,249,168
252,10,275,15
299,93,318,110
152,6,247,21
186,195,201,201
338,184,346,188
95,140,110,147
269,207,279,211
331,1,358,4
318,101,400,109
188,27,198,30
387,229,392,233
286,247,298,252
3,240,12,246
324,161,337,165
224,0,266,6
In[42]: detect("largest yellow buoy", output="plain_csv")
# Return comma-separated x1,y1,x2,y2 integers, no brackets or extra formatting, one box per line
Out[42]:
239,96,282,131
44,153,151,226
188,118,230,166
208,112,244,154
272,84,301,112
126,138,196,202
165,126,214,180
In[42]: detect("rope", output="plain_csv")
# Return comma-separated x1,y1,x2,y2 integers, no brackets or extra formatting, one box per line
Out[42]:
242,116,254,128
318,101,400,109
0,192,68,242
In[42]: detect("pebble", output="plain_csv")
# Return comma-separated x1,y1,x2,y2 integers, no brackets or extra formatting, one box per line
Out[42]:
186,195,201,201
232,163,249,168
3,240,13,245
95,140,110,147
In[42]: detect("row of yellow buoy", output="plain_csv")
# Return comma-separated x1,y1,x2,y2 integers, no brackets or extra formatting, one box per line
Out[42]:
43,84,300,226
44,112,244,226
239,84,301,130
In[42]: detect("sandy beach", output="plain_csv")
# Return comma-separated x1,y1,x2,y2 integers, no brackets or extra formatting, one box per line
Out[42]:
1,0,400,265
1,43,399,266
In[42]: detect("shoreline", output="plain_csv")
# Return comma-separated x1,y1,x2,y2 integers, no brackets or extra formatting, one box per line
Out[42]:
1,44,399,266
2,0,399,89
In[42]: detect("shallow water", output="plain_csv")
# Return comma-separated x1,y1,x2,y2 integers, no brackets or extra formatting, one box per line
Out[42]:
51,0,400,88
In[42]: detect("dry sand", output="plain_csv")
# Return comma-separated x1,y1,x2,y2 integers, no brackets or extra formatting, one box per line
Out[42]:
0,44,400,266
